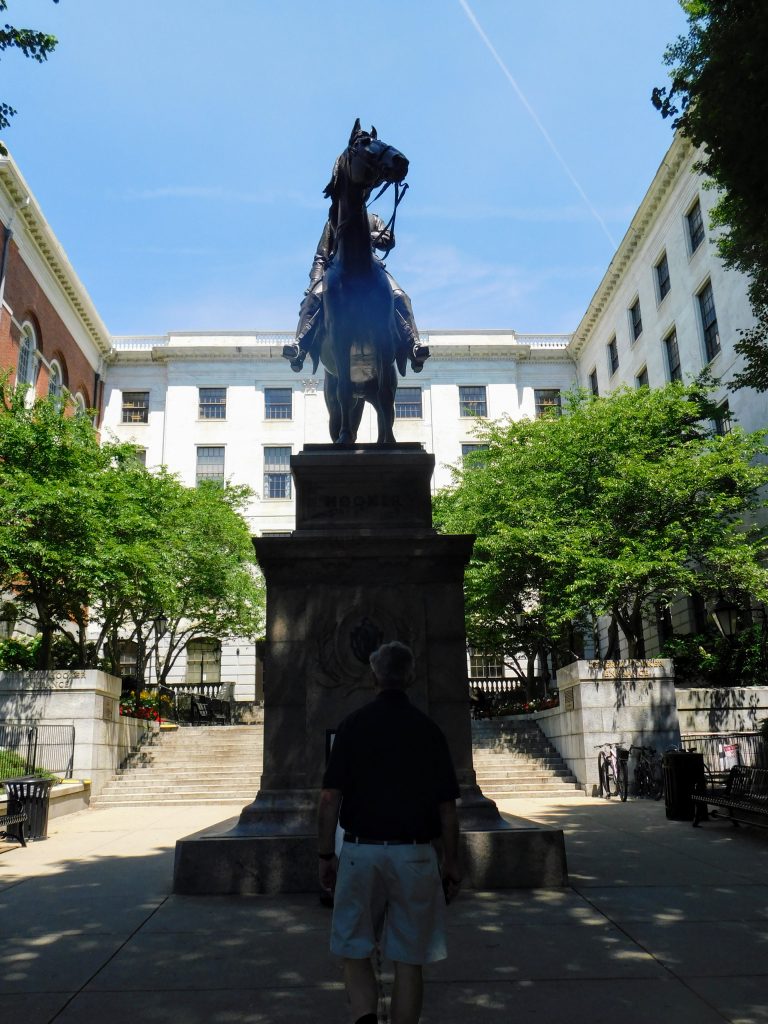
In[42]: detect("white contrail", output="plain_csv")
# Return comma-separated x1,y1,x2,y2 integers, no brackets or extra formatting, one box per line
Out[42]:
458,0,617,249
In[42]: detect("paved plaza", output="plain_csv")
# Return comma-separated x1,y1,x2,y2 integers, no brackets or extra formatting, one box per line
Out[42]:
1,794,767,1023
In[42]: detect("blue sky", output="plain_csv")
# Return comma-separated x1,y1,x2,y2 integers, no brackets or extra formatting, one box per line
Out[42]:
3,0,689,336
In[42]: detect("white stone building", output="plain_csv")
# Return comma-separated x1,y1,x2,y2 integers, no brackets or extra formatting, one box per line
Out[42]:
2,131,760,698
101,134,764,693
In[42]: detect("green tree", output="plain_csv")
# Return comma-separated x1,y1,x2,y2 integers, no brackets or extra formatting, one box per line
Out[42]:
106,475,265,687
0,379,131,668
0,378,265,675
652,0,768,390
434,383,768,678
0,1,59,155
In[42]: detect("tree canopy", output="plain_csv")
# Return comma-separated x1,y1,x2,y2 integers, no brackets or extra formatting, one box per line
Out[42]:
652,0,768,391
0,379,264,674
0,1,59,156
434,383,768,690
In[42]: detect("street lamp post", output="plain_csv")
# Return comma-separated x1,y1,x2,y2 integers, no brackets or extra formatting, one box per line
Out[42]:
712,596,739,639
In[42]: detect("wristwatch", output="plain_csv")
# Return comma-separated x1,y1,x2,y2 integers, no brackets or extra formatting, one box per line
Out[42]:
318,851,335,861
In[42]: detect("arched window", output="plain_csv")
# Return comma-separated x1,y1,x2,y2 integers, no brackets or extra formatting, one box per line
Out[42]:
17,322,38,386
73,392,88,417
185,638,221,686
48,360,63,402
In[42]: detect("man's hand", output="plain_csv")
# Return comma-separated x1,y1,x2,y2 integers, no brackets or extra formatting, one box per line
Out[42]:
438,800,461,904
441,860,462,904
319,854,339,894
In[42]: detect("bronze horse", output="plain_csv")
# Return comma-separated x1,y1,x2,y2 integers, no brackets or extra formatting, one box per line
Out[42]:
320,120,410,444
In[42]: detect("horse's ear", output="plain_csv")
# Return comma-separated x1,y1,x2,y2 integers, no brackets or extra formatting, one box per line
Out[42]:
349,118,361,144
370,125,377,140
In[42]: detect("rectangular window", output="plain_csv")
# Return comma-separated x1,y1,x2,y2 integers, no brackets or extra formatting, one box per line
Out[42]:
196,446,225,485
698,280,720,361
534,388,562,419
636,366,649,388
395,387,423,419
714,400,732,436
199,387,227,419
589,369,599,397
458,385,487,418
132,447,147,467
664,329,682,382
469,650,504,678
687,198,705,252
264,446,292,499
629,298,643,342
461,443,487,468
607,337,619,376
655,252,671,301
265,387,292,420
121,391,149,424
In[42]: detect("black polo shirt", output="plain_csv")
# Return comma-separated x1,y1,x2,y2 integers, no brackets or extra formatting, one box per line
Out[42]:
322,688,460,841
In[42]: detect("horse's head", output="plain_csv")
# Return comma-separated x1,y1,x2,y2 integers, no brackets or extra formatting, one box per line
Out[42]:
324,119,409,199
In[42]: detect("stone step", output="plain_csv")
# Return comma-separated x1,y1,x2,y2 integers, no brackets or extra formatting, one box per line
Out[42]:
475,771,575,782
97,785,260,797
480,775,578,787
91,794,252,802
482,788,583,799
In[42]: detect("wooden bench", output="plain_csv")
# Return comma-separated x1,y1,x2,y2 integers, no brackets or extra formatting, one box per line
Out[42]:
691,765,768,829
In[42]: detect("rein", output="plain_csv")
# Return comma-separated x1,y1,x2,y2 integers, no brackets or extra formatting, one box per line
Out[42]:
368,179,408,259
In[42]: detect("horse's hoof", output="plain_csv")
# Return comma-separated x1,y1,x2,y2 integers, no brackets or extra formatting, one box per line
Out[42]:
410,362,423,373
336,432,353,445
290,359,304,372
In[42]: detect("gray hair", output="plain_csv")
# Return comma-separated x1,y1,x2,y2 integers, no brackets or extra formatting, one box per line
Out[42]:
369,641,414,688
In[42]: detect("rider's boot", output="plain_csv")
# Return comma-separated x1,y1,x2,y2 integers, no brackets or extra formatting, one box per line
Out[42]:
283,305,320,373
396,305,430,374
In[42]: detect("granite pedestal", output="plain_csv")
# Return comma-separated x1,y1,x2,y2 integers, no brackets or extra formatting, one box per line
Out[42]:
174,444,567,893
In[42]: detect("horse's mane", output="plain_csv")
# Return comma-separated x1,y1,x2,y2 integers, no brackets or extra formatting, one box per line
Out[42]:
322,135,374,255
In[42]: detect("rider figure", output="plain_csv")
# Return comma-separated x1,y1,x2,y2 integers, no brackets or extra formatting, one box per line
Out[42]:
282,213,430,376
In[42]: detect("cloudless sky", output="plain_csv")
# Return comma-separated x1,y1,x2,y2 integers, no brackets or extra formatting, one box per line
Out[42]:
3,0,689,336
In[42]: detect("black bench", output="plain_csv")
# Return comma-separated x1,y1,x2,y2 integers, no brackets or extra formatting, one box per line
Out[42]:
0,793,28,847
691,765,768,828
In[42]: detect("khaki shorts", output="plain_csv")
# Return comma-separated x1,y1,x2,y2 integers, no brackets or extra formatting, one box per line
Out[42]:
330,842,447,965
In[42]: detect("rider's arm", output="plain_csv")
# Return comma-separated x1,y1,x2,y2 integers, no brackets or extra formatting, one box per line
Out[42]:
369,213,394,254
308,222,333,287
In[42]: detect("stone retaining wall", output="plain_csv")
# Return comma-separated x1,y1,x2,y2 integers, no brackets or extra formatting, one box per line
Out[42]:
0,670,159,796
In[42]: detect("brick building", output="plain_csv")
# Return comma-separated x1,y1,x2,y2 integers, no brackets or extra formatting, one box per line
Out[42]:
0,153,111,418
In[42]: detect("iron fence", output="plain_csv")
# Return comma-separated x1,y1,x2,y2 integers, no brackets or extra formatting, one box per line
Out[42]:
0,723,75,779
680,731,767,772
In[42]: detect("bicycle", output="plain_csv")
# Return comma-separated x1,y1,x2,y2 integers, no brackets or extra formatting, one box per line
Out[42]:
630,745,663,800
596,742,628,801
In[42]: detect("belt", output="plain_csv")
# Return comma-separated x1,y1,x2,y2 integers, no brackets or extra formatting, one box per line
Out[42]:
343,832,430,846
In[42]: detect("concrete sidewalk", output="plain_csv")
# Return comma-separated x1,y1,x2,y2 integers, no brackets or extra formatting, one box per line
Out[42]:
2,795,767,1023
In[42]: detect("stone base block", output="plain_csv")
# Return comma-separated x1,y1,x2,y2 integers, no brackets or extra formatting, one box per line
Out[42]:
460,824,568,889
173,817,568,895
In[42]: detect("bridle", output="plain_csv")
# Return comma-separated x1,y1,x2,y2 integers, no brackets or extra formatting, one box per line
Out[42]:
332,136,409,260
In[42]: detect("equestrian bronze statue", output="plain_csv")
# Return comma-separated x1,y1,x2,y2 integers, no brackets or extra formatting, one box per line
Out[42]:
282,120,429,444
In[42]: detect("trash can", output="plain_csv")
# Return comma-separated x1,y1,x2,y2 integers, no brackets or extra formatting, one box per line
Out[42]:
662,751,705,821
2,775,54,840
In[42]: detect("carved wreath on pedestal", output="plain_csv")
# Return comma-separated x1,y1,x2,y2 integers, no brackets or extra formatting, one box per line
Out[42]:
316,605,411,695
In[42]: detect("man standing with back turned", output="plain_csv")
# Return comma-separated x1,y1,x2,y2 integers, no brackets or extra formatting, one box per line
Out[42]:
318,641,462,1024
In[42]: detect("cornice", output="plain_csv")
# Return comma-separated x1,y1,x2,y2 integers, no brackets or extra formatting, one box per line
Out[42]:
568,133,696,359
0,154,112,356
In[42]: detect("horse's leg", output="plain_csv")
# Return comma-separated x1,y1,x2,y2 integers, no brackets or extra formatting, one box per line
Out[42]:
324,373,341,443
374,363,397,444
335,346,356,444
349,396,364,443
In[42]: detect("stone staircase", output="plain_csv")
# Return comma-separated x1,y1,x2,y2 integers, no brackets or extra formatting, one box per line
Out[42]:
471,718,583,799
91,724,264,807
93,717,580,808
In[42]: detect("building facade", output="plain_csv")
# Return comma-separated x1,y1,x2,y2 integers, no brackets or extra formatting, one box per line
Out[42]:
2,135,763,697
0,154,110,420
